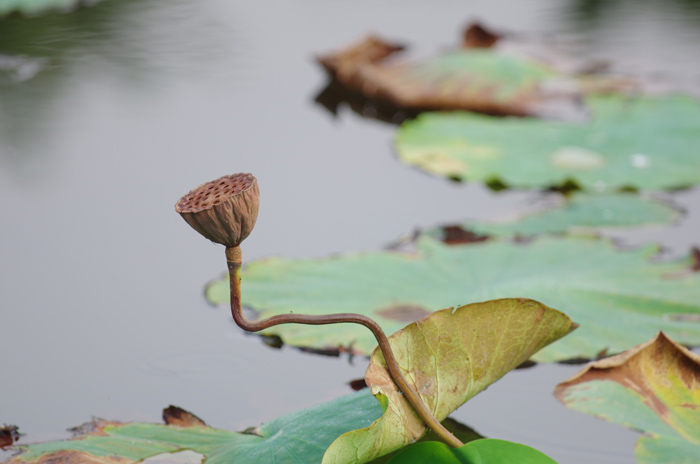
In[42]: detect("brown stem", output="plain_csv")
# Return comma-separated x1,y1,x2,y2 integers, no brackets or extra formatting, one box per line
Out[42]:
225,245,463,448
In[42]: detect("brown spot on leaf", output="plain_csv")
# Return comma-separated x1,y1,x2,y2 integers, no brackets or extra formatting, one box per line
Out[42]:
162,406,206,427
463,23,501,49
0,425,20,449
681,403,698,410
441,225,490,245
376,304,431,323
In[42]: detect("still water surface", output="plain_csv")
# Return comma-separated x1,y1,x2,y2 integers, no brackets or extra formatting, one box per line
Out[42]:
1,1,700,462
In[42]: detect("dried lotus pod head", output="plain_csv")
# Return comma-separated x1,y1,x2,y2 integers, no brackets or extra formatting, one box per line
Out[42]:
175,173,259,247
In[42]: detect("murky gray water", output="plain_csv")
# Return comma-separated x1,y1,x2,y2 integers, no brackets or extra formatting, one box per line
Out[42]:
1,1,699,462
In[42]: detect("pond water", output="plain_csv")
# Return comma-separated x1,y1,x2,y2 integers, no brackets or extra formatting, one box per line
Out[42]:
1,1,699,462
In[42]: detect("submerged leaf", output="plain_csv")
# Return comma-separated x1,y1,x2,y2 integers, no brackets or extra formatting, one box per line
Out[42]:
554,332,700,464
206,236,700,363
323,299,575,463
395,95,700,190
384,439,557,464
427,192,680,239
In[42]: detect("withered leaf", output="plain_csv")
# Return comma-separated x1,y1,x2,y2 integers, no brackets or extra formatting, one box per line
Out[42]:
555,332,700,464
0,425,20,449
162,406,206,428
323,298,575,464
316,26,636,119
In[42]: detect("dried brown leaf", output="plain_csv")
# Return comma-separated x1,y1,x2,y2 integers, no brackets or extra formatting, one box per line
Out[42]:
0,425,20,449
162,406,206,428
462,23,501,49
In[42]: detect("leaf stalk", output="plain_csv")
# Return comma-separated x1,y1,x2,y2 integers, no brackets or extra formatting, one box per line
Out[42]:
225,245,463,448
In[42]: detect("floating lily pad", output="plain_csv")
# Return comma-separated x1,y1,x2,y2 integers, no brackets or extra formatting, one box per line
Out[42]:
206,236,700,363
351,49,551,116
317,26,635,120
395,95,700,190
427,193,681,240
8,393,489,464
8,392,382,464
318,36,557,117
324,299,574,463
554,332,700,464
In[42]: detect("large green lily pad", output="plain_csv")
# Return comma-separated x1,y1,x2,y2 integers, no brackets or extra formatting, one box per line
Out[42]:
324,299,574,463
7,390,488,464
427,192,680,240
395,95,700,190
206,236,700,363
554,332,700,463
8,391,382,464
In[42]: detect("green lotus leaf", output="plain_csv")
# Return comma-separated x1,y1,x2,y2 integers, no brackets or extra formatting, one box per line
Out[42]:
554,331,700,464
323,299,574,463
206,236,700,363
8,391,382,464
427,192,680,240
7,392,490,464
384,439,557,464
395,95,700,190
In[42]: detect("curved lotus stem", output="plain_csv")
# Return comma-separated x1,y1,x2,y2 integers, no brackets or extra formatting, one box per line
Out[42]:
176,173,463,448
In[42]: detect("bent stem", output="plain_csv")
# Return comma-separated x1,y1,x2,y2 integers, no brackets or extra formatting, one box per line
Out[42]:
225,245,463,448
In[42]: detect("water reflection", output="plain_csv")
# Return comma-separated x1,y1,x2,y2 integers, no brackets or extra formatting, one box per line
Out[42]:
0,0,232,170
570,0,700,24
554,0,700,98
314,78,414,125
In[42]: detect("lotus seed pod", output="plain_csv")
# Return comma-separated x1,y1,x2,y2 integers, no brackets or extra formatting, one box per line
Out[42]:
175,173,259,247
